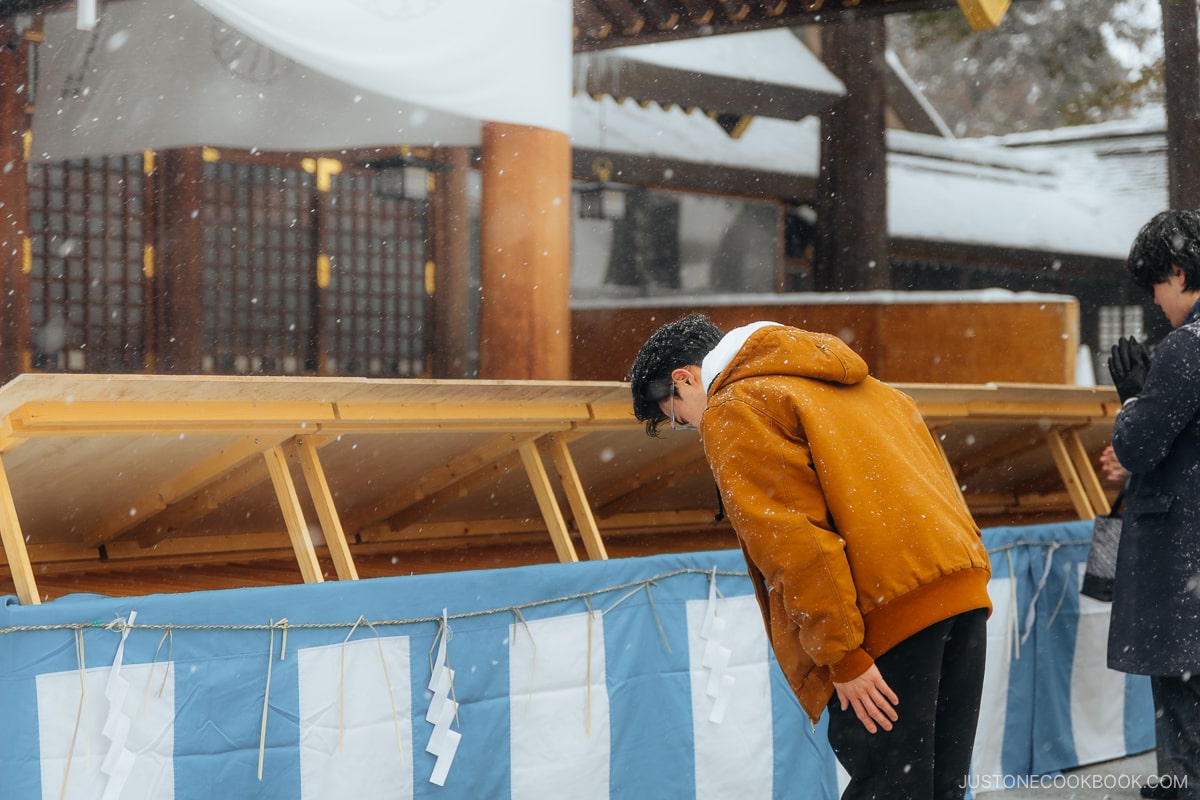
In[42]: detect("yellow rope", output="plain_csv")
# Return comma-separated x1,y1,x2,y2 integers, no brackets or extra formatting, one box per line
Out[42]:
142,627,173,715
59,627,87,800
258,622,278,780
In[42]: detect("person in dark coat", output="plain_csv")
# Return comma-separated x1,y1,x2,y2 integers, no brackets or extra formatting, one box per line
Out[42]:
1108,209,1200,800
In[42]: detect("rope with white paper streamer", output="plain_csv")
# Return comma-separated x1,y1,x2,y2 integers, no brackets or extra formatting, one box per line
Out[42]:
424,610,461,786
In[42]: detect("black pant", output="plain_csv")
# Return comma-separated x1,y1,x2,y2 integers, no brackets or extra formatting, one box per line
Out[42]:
1150,674,1200,800
826,609,987,800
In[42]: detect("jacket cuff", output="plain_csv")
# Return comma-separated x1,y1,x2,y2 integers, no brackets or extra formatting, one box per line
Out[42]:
829,647,875,683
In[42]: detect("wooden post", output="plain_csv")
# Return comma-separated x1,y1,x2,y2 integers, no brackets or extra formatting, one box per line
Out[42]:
155,148,207,373
518,440,579,564
431,147,474,378
545,437,608,560
0,21,31,383
1160,0,1200,210
0,454,39,604
263,445,324,584
1044,429,1096,520
478,122,571,380
814,18,890,292
293,437,359,581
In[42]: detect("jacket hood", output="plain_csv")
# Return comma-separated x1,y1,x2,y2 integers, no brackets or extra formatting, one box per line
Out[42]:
702,323,869,392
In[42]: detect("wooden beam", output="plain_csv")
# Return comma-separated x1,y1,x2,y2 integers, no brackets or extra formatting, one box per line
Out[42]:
0,454,39,604
815,16,889,291
156,147,207,373
1160,0,1200,210
0,19,31,384
5,400,336,435
292,437,359,581
263,445,324,583
544,437,608,560
332,401,587,429
518,440,579,563
430,147,473,379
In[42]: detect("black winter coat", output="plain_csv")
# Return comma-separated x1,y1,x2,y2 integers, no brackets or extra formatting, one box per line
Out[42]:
1109,300,1200,675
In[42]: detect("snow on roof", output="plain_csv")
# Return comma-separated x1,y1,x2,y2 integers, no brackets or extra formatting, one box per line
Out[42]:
975,114,1168,231
592,28,845,98
572,288,1079,310
571,92,822,176
572,94,1136,259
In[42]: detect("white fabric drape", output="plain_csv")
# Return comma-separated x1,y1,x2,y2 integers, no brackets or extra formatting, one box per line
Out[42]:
32,0,570,160
193,0,570,133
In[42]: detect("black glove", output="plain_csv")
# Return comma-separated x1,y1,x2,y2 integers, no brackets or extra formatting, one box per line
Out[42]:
1107,336,1151,402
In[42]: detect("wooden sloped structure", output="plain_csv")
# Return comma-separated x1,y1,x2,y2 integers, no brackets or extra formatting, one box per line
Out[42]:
0,373,1117,605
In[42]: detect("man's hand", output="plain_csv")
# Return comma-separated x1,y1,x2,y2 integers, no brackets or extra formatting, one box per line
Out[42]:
1108,336,1152,402
833,664,899,734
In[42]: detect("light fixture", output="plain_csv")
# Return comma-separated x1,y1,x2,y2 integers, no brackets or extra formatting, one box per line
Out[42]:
576,157,627,221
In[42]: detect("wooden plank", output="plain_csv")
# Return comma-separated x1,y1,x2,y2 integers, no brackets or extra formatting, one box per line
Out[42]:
263,445,324,584
132,457,273,546
544,437,608,560
85,433,292,546
949,427,1047,483
517,440,578,563
592,447,712,518
1062,428,1111,516
343,431,545,534
1042,429,1095,520
0,454,39,604
293,437,359,581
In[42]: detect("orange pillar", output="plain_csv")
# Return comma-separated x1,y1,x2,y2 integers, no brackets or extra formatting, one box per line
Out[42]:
478,122,571,380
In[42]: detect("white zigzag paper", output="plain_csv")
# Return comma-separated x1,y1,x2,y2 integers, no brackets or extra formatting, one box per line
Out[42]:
700,573,735,724
424,610,461,786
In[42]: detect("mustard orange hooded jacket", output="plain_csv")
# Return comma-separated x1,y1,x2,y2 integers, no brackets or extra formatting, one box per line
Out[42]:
698,323,991,722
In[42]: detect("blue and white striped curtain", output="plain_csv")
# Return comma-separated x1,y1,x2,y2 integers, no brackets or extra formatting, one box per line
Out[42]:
0,522,1151,799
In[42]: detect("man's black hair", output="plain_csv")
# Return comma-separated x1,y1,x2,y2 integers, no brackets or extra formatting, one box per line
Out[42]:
628,313,724,437
1126,209,1200,292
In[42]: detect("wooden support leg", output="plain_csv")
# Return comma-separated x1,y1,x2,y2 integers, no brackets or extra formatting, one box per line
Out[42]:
1062,429,1111,516
518,440,578,564
264,445,324,584
545,437,608,560
1043,429,1096,520
293,438,359,581
0,454,39,604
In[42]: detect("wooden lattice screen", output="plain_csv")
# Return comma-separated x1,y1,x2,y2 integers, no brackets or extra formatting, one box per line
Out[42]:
25,152,432,378
198,159,316,375
27,155,150,372
323,168,431,377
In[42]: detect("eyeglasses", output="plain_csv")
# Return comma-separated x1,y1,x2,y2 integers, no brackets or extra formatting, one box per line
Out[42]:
669,392,696,432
